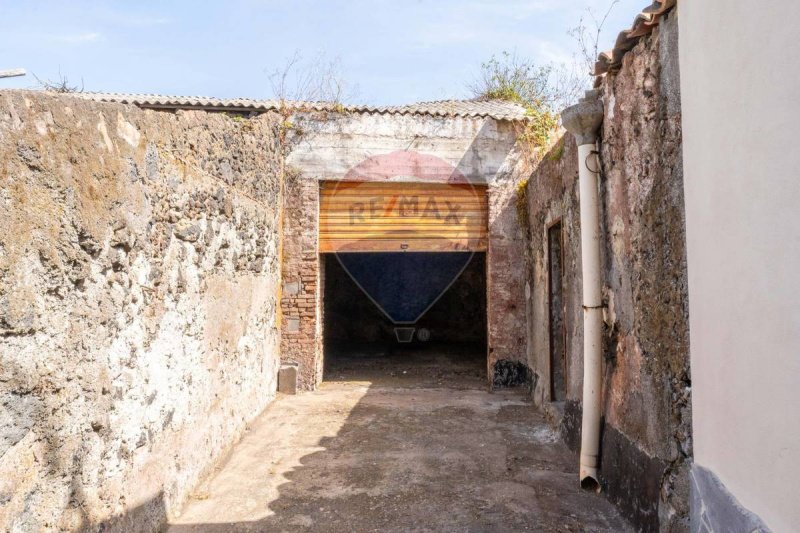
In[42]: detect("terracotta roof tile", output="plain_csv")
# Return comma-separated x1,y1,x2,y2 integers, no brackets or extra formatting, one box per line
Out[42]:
594,0,676,77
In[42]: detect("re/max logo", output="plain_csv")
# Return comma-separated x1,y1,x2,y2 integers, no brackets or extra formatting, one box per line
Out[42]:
347,195,462,225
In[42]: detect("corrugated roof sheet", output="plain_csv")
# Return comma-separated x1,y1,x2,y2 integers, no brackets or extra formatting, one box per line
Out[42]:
75,92,529,121
594,0,676,77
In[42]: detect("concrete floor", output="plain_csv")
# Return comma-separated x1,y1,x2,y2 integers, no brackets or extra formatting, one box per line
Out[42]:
169,346,630,532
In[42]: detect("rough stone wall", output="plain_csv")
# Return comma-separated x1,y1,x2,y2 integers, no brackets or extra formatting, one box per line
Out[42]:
280,170,322,390
525,12,690,532
0,92,283,531
598,14,690,532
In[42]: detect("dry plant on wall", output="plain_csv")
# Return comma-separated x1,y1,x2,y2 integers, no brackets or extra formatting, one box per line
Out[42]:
267,51,357,153
469,52,556,228
33,69,84,93
568,0,620,80
268,51,356,116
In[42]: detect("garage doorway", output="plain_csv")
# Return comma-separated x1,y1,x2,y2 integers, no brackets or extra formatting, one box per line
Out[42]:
319,180,488,386
322,252,487,385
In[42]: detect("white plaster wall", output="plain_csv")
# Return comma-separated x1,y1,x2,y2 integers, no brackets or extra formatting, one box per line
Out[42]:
679,2,800,530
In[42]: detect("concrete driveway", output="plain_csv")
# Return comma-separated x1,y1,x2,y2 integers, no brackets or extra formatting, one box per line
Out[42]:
169,348,629,532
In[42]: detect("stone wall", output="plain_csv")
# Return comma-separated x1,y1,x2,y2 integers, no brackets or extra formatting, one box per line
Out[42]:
0,92,283,531
524,12,690,532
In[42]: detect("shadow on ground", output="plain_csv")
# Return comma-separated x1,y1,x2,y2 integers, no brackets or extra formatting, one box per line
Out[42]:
164,346,629,532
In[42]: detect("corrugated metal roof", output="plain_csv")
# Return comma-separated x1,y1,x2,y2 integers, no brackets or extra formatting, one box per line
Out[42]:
75,92,529,121
594,0,676,77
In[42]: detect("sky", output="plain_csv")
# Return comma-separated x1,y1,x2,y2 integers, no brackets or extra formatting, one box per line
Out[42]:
0,0,643,105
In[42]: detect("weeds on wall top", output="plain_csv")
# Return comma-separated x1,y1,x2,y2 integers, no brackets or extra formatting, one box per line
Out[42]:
471,51,581,152
471,51,588,227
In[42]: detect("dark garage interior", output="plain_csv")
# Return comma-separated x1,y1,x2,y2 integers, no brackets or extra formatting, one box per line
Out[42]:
322,252,487,385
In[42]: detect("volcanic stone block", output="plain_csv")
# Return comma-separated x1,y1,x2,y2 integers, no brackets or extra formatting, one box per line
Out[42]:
278,364,299,394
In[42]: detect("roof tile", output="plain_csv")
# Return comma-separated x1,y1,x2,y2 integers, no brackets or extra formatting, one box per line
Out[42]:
594,0,676,76
73,93,529,121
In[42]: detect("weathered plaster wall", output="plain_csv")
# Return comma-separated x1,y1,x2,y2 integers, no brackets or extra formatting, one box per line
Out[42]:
680,1,800,530
525,12,690,532
286,112,517,185
285,112,527,385
487,153,529,383
0,92,283,531
524,135,583,415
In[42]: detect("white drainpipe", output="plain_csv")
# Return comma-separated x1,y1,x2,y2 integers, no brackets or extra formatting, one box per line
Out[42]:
561,90,604,491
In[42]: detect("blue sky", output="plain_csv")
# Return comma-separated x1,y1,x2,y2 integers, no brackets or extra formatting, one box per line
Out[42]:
0,0,643,105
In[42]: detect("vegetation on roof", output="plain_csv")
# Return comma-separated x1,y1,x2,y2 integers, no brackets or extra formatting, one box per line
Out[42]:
471,51,578,150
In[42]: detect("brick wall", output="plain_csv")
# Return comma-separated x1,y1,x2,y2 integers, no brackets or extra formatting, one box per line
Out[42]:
280,171,322,390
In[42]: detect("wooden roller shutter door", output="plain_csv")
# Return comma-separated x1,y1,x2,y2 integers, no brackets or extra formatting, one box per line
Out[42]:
319,181,488,253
